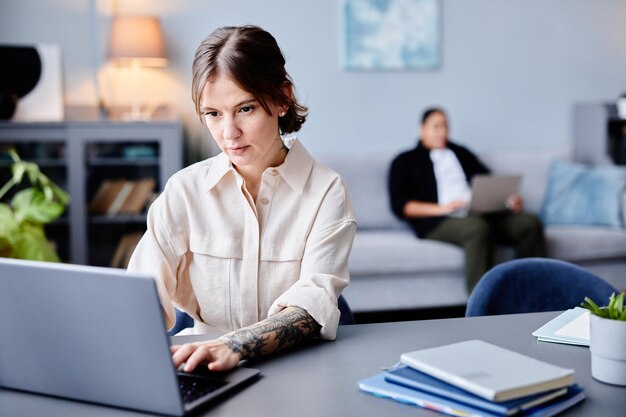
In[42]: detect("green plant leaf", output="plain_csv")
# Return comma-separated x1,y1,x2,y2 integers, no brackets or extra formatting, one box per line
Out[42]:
614,292,624,317
608,292,620,320
11,188,65,224
11,162,26,184
12,223,60,262
583,292,626,321
24,162,41,185
1,150,68,263
0,203,18,237
0,235,14,258
581,296,608,318
50,183,70,205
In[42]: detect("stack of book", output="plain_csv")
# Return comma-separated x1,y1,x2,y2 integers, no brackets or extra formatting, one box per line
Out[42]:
89,178,157,216
358,340,585,417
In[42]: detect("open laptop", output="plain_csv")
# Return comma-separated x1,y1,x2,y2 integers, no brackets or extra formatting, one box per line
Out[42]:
451,174,521,217
0,257,259,416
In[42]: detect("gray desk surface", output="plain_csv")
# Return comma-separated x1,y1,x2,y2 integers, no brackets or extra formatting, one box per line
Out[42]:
1,311,624,416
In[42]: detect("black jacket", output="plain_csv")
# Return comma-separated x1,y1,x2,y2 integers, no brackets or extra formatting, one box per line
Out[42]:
388,140,490,237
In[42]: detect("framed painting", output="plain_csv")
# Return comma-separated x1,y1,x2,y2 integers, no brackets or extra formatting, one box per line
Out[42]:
343,0,441,71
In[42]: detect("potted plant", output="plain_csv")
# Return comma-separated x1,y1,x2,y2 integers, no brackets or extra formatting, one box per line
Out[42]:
582,291,626,386
0,149,70,261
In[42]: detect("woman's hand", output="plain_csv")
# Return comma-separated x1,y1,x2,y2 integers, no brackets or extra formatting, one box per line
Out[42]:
170,306,320,373
170,340,242,373
505,194,523,213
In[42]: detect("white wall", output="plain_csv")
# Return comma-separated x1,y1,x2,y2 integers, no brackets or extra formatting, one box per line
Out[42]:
2,0,626,159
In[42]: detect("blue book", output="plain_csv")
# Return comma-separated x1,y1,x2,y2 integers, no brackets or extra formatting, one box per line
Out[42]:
358,373,585,417
385,365,568,416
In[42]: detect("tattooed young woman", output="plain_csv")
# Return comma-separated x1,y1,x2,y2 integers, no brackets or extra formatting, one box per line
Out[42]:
127,25,356,372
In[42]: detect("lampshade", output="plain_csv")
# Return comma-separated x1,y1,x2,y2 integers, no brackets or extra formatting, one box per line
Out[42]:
107,16,167,67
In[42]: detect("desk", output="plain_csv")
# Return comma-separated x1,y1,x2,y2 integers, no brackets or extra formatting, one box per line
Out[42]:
1,312,624,416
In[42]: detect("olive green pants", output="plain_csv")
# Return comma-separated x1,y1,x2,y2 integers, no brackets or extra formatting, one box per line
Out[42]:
426,212,546,292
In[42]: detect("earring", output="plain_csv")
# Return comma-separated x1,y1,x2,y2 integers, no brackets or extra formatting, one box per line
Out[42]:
279,111,286,117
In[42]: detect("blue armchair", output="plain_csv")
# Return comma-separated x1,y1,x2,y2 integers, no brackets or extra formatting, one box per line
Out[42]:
465,258,617,317
168,295,355,336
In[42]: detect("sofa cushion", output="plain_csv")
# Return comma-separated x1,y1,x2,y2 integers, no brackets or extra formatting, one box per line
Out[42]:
348,229,464,275
316,152,405,230
540,160,626,227
546,226,626,261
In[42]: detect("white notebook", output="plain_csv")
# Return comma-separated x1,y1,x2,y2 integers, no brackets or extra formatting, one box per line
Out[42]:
400,340,574,402
532,308,590,346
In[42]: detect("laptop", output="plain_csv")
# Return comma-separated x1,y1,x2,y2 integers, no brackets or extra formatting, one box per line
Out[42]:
451,174,521,217
0,257,259,416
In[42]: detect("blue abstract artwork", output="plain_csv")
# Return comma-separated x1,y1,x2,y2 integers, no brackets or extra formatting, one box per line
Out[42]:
343,0,441,70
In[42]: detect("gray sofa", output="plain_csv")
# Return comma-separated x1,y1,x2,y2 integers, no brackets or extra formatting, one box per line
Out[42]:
318,146,626,313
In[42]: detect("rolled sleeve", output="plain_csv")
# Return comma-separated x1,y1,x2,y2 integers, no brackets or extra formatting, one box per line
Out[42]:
268,177,357,340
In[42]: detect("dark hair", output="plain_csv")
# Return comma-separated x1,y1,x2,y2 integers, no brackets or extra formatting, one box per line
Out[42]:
421,107,447,125
192,25,307,134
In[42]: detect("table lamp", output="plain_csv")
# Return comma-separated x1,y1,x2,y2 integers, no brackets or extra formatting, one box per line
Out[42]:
107,15,167,120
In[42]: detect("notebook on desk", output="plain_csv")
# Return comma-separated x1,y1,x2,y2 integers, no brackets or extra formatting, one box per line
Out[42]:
400,340,574,402
0,258,259,416
532,308,590,346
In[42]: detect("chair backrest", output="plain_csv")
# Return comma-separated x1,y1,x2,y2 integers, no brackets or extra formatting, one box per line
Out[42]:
465,258,618,317
338,294,355,325
167,295,355,336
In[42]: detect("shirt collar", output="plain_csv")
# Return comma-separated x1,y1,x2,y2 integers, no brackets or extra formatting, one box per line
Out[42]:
204,137,314,194
276,137,314,195
206,151,234,191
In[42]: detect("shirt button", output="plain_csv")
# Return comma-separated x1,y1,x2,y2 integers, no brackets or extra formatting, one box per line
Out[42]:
261,197,269,205
271,169,278,176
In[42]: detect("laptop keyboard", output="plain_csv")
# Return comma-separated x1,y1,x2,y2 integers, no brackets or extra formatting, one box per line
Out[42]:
178,374,227,404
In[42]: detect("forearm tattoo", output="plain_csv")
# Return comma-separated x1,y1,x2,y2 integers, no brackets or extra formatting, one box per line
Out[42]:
219,306,321,359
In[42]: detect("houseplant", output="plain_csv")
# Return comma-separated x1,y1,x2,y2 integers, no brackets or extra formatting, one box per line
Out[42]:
0,149,70,261
582,291,626,385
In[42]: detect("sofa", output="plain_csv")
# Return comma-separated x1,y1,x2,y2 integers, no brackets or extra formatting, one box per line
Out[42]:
317,146,626,313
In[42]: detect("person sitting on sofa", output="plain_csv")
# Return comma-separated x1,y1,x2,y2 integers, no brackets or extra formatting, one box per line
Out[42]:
388,107,546,291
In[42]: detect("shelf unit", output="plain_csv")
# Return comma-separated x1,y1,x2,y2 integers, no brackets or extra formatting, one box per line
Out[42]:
0,107,182,266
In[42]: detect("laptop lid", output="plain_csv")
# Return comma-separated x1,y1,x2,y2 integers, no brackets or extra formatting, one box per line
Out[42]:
0,258,258,416
468,175,521,214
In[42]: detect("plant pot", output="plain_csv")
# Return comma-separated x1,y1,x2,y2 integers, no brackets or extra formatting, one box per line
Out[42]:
590,314,626,385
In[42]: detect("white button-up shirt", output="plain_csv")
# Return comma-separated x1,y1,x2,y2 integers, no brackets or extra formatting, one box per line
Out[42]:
127,138,357,339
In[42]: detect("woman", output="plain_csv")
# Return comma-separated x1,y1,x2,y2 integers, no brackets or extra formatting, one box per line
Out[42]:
388,107,545,291
128,26,356,373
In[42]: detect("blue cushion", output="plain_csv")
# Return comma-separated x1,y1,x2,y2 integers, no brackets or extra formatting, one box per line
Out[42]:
540,160,626,227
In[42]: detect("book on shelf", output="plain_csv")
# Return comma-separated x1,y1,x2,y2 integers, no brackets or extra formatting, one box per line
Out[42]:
399,340,574,402
110,232,143,269
88,179,126,214
385,365,568,416
117,178,156,215
106,181,135,216
89,178,156,216
358,373,585,417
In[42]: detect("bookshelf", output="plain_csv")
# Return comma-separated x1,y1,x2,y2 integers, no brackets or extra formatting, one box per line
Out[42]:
0,106,182,266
